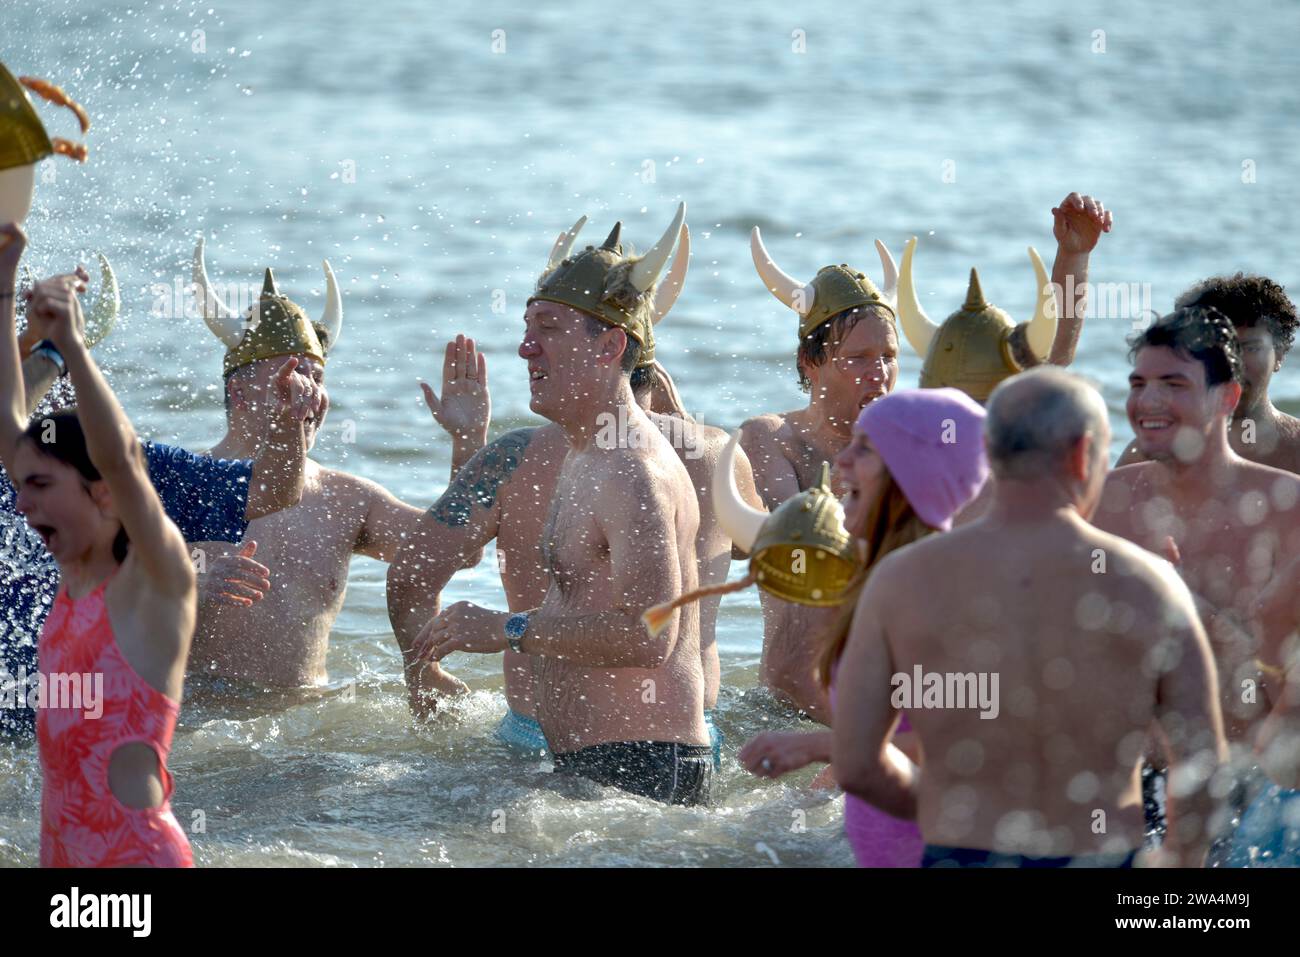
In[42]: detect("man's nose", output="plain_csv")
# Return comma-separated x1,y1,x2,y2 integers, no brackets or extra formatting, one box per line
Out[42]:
519,333,539,358
14,489,32,514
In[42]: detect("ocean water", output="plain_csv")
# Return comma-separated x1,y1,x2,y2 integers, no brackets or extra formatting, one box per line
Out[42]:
1,0,1297,866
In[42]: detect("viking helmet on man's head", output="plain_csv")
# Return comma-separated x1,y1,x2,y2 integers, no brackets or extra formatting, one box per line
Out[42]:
893,236,1058,403
194,237,343,377
530,203,689,369
750,228,898,342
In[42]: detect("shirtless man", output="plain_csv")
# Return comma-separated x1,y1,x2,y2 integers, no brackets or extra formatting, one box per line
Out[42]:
388,327,761,764
834,368,1229,867
1094,306,1300,744
1117,274,1300,473
387,218,762,749
411,211,714,805
741,194,1110,718
739,230,901,720
187,248,462,692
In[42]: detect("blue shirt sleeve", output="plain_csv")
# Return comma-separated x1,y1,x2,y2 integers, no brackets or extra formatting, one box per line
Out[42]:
143,442,252,544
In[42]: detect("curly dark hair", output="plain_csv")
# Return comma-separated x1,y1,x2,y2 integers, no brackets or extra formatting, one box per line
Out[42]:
1174,273,1297,361
796,304,895,392
1127,305,1243,388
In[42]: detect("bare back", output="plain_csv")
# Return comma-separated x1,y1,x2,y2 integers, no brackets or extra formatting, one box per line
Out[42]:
876,515,1214,856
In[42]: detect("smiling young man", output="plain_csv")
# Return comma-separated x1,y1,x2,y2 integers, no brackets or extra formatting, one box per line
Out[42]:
1095,306,1300,745
738,229,901,720
1117,274,1300,473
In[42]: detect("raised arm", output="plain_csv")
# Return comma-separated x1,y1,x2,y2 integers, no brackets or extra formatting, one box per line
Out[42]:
0,224,30,474
21,353,61,418
34,271,193,594
1047,192,1112,366
420,335,490,480
832,555,919,819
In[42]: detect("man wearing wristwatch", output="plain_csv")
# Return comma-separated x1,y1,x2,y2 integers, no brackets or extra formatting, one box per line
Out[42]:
0,229,313,740
411,207,715,807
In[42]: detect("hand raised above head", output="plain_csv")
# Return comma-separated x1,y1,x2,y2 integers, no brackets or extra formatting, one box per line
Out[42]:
420,334,490,444
25,266,90,351
1052,192,1112,255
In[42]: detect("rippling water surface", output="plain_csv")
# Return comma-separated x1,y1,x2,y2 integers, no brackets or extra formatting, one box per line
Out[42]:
1,0,1297,866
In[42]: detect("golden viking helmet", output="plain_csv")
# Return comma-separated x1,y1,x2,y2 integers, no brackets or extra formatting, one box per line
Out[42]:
750,227,898,340
531,203,689,368
895,236,1058,403
643,431,860,636
1,62,89,228
194,237,343,377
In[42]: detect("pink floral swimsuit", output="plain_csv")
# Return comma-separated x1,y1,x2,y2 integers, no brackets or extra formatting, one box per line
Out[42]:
37,576,193,868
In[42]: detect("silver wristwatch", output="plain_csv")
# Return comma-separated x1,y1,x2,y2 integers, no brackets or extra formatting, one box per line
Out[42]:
503,612,530,654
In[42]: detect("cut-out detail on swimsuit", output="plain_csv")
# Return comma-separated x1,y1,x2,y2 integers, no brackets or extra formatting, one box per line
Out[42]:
37,576,193,868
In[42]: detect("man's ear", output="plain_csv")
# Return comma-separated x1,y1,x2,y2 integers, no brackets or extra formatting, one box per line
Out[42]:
1068,432,1093,484
227,371,247,411
1216,380,1243,417
601,327,628,368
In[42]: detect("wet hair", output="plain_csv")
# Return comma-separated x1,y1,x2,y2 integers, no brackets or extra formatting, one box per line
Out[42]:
985,367,1108,480
581,313,643,375
796,304,894,392
21,410,130,563
815,471,932,689
1174,273,1297,361
1126,305,1244,388
630,364,653,396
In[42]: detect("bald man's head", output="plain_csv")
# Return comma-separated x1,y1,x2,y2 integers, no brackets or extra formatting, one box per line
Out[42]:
985,368,1110,484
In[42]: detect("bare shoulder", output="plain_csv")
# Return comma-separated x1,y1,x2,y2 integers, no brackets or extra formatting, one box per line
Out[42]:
316,464,394,505
739,411,790,450
1094,461,1154,521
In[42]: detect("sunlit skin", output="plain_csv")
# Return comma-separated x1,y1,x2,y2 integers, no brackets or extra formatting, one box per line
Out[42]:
1126,346,1238,467
13,440,121,566
1097,345,1300,743
387,333,761,724
739,309,899,720
1117,327,1300,473
410,298,710,756
832,374,1227,866
192,354,464,692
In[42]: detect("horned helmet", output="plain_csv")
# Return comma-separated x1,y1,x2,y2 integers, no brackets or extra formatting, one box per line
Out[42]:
893,236,1058,403
193,237,342,377
0,61,88,228
530,202,689,368
749,227,898,341
2,63,118,349
643,431,860,636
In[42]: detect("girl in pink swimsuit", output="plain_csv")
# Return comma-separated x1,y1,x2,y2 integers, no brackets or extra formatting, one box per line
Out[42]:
741,388,988,867
1,245,198,868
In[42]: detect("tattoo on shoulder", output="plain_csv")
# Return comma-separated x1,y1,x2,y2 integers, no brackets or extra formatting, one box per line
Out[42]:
429,428,536,527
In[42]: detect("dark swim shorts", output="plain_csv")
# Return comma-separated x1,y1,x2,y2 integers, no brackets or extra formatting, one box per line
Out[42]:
552,740,713,806
922,845,1138,868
